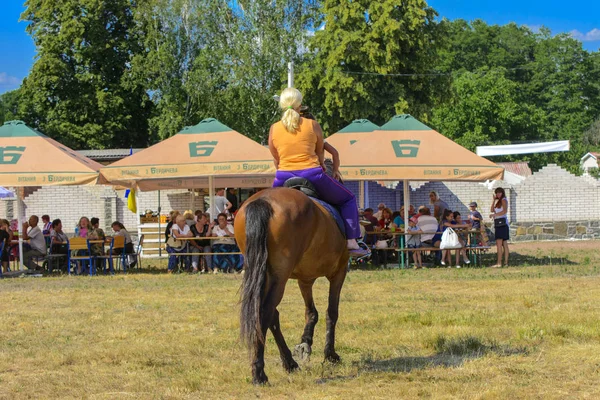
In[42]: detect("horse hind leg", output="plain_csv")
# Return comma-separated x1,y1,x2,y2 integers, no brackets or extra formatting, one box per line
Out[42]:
252,278,292,384
269,309,299,373
294,279,318,362
324,262,348,363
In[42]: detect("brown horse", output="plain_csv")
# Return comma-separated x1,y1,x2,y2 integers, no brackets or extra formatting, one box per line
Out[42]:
234,187,349,385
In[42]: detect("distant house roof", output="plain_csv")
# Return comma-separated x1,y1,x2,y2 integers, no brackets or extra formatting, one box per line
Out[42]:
78,148,142,161
581,152,600,161
496,162,532,177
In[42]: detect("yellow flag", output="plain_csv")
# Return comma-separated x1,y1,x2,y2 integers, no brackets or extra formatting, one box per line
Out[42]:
127,188,137,214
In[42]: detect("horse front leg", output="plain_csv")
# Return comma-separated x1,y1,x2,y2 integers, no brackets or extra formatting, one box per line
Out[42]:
294,279,318,362
324,264,347,363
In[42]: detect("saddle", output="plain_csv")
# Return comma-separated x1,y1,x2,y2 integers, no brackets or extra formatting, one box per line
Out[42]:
283,177,320,199
283,177,345,237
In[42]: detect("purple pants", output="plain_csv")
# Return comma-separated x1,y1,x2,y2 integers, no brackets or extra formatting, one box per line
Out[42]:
273,167,361,239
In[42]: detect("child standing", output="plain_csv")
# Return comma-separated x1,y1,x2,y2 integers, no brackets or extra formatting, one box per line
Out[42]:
406,217,423,269
468,202,485,245
452,211,471,266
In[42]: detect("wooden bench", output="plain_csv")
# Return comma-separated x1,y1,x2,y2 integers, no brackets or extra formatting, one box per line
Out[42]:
394,246,491,268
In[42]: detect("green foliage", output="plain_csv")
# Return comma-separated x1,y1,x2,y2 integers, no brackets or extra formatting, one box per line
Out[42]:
585,167,600,180
432,68,544,150
297,0,448,135
18,0,153,149
132,0,320,143
7,2,600,176
583,118,600,147
0,89,21,125
431,20,600,173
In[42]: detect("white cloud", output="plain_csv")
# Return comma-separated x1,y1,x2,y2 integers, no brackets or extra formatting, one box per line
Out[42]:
569,28,600,42
0,72,21,87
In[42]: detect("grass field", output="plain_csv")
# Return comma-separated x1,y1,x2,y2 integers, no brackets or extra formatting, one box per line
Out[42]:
2,241,600,399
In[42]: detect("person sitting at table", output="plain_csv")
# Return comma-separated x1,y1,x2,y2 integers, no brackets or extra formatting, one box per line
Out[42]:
50,219,68,253
393,206,406,228
164,211,180,243
88,218,106,270
22,215,46,271
212,213,242,273
0,219,11,273
378,207,397,231
111,221,136,269
75,216,90,238
361,208,378,245
190,213,214,273
166,215,193,273
373,208,397,266
408,205,417,218
417,207,439,246
416,207,442,266
183,210,195,227
48,219,69,270
41,215,52,235
440,210,470,267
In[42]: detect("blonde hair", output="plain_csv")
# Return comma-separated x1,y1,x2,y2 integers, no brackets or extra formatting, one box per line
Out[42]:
183,210,194,220
279,87,303,133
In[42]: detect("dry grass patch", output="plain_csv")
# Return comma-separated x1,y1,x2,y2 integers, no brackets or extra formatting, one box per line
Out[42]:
1,242,600,398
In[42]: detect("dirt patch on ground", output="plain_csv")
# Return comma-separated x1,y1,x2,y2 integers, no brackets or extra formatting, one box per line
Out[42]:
511,240,599,252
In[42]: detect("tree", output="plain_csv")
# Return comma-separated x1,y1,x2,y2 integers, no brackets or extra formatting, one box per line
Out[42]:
19,0,153,149
583,118,600,147
296,0,447,135
132,0,319,143
432,20,600,173
0,89,21,125
431,68,545,150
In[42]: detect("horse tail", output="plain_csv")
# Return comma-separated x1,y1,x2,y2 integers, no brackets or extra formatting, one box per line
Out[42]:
240,198,273,355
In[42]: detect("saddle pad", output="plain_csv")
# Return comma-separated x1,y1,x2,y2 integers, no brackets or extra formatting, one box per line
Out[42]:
311,198,346,237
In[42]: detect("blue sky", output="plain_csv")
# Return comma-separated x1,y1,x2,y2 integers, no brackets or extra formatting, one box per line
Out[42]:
1,0,599,95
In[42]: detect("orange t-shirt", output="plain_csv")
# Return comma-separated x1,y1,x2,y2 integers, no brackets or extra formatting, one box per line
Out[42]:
271,118,321,171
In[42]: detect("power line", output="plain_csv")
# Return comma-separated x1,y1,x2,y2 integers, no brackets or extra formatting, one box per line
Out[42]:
338,66,532,78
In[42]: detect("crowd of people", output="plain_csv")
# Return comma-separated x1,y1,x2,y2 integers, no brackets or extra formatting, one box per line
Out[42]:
164,202,243,274
0,214,135,275
358,188,510,268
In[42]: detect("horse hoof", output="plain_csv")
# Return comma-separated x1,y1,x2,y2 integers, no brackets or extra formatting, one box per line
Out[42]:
293,343,312,362
325,352,341,364
252,372,269,385
284,359,299,373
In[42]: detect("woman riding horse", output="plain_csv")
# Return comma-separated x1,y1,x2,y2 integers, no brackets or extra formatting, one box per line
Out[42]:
268,87,363,251
235,87,358,384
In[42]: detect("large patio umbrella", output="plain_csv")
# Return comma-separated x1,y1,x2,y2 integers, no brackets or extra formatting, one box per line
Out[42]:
99,118,276,216
326,119,380,147
338,114,504,223
0,120,104,269
325,119,380,208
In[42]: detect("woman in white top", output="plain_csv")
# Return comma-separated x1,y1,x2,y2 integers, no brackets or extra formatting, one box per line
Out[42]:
212,213,242,272
489,187,509,268
167,215,193,272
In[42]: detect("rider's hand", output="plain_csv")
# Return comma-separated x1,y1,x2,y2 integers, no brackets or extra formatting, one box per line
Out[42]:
333,169,343,182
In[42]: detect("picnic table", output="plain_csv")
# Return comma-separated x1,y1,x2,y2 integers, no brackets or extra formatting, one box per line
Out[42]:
365,228,490,268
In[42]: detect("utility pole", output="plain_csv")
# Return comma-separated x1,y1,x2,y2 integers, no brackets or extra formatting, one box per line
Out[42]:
287,61,294,88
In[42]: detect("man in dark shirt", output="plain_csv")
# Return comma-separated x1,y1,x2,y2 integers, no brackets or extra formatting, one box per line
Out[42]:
226,188,239,214
362,208,379,245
